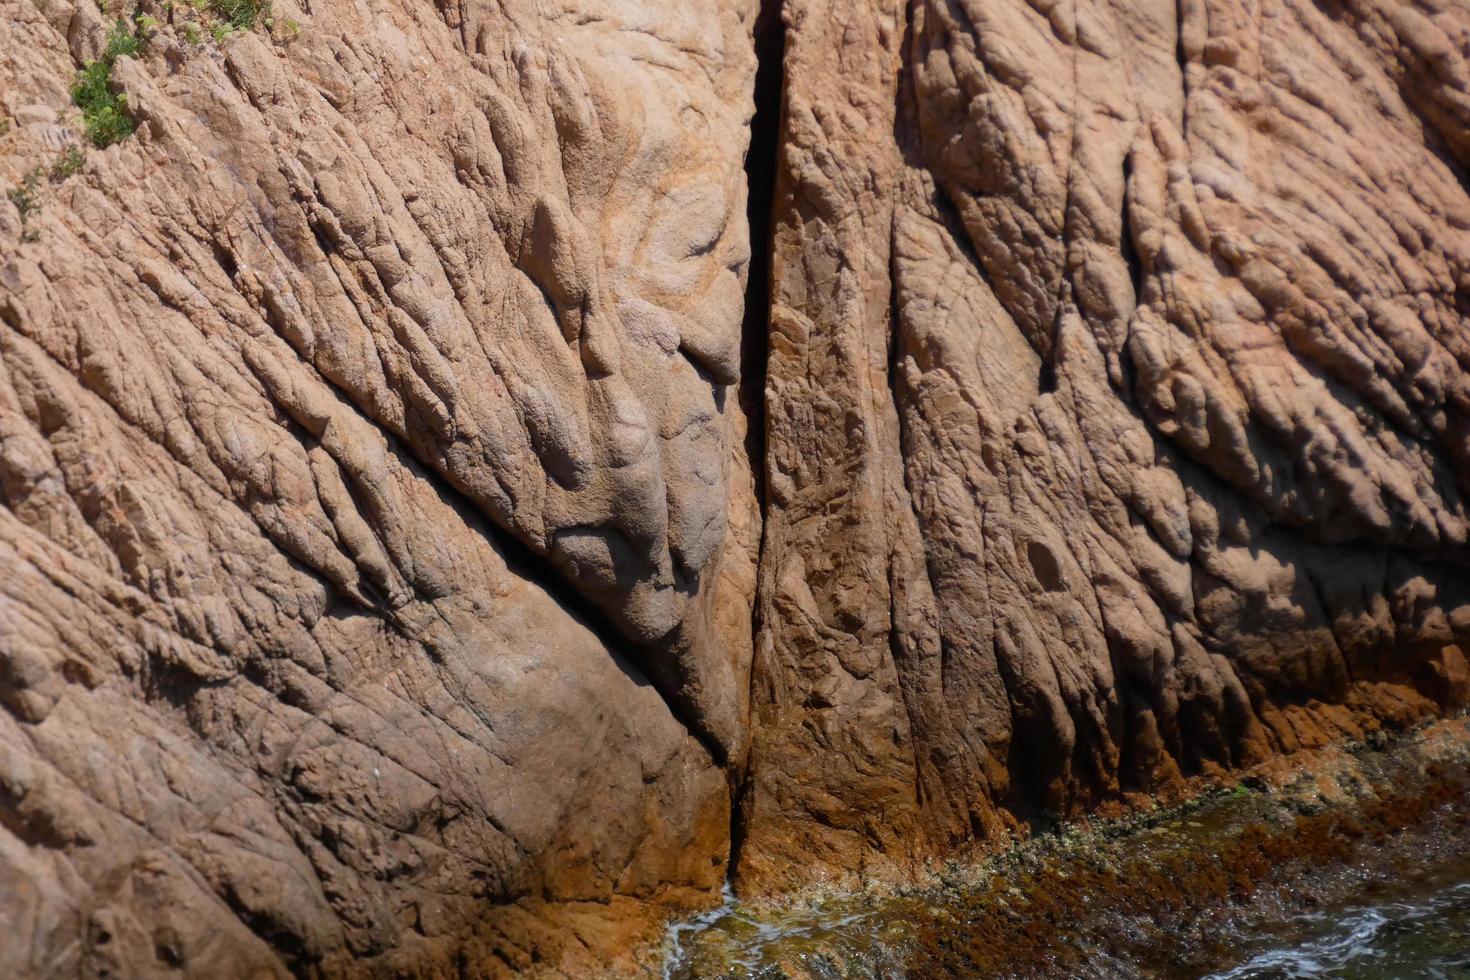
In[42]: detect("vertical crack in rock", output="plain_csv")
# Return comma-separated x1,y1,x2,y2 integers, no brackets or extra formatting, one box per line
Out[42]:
1119,151,1143,314
886,247,930,832
886,0,961,843
742,0,784,525
1175,0,1190,139
729,0,786,884
1116,147,1144,401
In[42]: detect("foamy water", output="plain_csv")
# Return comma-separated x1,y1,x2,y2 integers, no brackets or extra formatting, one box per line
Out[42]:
661,865,1470,978
1209,878,1470,979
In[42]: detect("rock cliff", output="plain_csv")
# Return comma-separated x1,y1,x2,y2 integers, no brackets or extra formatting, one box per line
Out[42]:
2,0,1468,974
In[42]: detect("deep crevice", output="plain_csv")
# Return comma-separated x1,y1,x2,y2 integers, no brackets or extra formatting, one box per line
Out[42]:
1120,151,1143,307
728,0,786,887
1175,0,1190,140
740,0,783,533
1114,146,1144,401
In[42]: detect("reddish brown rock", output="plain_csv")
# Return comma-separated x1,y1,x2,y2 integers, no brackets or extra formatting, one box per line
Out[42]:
739,0,1470,894
1,0,757,973
3,0,1470,972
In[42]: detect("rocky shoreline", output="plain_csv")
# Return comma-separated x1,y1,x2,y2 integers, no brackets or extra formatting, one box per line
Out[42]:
664,715,1470,978
6,0,1470,972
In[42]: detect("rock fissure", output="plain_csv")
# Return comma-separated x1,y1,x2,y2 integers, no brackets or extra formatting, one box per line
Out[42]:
726,0,785,887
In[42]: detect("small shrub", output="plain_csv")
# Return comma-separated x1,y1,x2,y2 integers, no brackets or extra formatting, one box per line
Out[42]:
169,0,275,47
50,145,85,182
211,0,267,30
8,166,44,242
104,21,142,58
72,21,141,148
8,167,42,217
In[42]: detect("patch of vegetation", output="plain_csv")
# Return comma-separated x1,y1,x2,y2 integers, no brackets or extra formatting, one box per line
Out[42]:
8,166,44,242
66,0,290,150
72,20,141,148
49,145,85,182
210,0,267,32
168,0,278,45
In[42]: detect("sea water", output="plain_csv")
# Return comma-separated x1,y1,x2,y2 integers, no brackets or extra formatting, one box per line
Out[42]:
662,859,1470,978
1207,867,1470,979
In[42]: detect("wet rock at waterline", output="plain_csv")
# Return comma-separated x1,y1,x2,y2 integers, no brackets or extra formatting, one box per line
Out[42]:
669,719,1470,978
2,0,1469,974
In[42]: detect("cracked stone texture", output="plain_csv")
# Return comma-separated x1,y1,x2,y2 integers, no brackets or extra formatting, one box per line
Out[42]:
739,0,1470,892
0,0,757,974
4,0,1470,972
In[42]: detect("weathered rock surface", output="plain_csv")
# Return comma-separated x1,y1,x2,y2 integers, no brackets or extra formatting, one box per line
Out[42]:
1,0,756,973
741,0,1470,892
2,0,1469,973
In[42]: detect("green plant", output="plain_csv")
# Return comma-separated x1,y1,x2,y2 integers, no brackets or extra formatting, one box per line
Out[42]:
8,167,42,217
103,22,142,61
50,145,85,182
1220,782,1252,803
72,21,141,148
210,0,267,30
183,22,202,43
8,165,44,242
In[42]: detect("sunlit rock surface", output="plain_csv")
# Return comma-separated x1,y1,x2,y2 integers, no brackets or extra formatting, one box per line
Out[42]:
2,0,1469,973
741,0,1470,892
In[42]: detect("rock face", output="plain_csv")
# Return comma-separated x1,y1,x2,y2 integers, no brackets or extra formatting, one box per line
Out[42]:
0,0,756,973
742,0,1470,892
2,0,1469,973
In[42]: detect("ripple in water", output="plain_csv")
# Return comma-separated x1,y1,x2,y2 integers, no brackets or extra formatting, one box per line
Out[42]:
1209,878,1470,979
